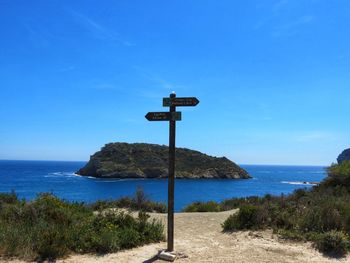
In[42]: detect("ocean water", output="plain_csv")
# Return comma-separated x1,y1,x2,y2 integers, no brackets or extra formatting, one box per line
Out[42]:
0,160,327,211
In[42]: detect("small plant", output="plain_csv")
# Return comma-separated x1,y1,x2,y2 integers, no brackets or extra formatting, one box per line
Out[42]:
134,187,148,210
222,205,264,231
183,201,221,212
314,231,349,257
0,191,18,204
324,161,350,188
89,188,166,213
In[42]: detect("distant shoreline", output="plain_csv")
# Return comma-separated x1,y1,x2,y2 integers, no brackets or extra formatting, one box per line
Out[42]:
0,159,328,167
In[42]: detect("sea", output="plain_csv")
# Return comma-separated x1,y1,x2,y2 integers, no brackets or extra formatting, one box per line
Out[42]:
0,160,327,211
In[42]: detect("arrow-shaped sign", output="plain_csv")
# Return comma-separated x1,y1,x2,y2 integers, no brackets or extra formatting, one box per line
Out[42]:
145,112,182,121
163,97,200,107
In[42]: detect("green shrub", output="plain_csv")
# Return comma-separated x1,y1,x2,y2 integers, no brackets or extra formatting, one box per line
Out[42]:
222,214,239,231
0,191,19,204
274,210,294,230
275,229,304,241
0,193,164,260
314,231,349,257
328,161,350,178
183,201,221,212
222,205,264,231
220,198,243,210
89,188,166,213
293,188,307,200
33,221,70,261
324,161,350,189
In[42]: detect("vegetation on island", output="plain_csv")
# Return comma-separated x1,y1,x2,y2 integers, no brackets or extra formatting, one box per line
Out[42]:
0,189,164,261
77,142,250,179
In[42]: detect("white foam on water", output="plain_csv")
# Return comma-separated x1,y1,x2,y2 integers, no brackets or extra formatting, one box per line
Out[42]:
45,172,80,178
86,177,144,182
281,181,317,185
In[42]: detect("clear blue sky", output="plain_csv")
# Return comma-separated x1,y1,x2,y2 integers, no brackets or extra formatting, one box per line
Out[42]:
0,0,349,165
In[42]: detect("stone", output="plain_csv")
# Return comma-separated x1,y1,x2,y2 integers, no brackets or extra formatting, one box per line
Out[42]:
158,250,177,261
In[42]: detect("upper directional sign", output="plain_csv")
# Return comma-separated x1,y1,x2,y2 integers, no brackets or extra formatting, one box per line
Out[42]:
145,111,182,121
163,97,200,107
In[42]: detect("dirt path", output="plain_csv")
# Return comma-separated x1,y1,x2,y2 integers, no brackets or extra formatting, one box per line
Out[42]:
60,210,350,263
3,210,350,262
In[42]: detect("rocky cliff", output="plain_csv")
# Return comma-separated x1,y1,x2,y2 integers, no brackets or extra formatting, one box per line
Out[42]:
338,148,350,164
77,143,250,179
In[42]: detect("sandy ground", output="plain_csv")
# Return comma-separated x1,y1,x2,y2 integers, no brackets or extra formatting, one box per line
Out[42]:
2,210,350,263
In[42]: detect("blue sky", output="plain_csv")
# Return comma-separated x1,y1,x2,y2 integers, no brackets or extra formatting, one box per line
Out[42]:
0,0,349,165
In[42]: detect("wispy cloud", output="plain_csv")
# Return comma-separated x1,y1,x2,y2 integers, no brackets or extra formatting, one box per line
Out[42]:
67,9,134,46
271,15,315,37
133,66,189,98
293,131,338,143
248,130,340,144
254,1,316,37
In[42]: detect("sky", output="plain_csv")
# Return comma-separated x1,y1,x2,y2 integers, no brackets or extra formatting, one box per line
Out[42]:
0,0,349,165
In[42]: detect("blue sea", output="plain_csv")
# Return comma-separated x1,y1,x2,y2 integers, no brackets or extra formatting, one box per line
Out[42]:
0,160,327,211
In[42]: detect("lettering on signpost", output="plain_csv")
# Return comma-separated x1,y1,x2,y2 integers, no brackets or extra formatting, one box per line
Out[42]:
145,93,199,253
145,112,181,121
163,97,200,107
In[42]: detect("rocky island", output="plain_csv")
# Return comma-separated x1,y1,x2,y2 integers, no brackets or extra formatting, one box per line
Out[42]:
338,148,350,164
77,142,250,179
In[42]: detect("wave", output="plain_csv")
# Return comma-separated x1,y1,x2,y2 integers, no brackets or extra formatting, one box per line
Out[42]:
85,177,147,182
258,170,325,175
295,171,325,174
281,181,318,186
45,172,80,178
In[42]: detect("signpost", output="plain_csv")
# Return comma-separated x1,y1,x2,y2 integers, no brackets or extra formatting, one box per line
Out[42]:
145,93,199,254
145,112,182,121
163,97,199,107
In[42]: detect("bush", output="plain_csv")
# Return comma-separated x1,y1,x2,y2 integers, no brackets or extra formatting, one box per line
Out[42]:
328,161,350,178
183,196,267,213
314,231,349,257
275,229,304,241
0,193,164,260
90,188,166,213
324,161,350,189
183,201,221,212
222,205,264,231
0,191,19,205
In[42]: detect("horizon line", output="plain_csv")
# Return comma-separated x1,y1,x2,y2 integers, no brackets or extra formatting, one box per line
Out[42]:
0,159,329,167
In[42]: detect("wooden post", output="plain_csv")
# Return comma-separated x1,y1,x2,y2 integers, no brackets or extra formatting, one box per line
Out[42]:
167,92,176,252
145,93,199,255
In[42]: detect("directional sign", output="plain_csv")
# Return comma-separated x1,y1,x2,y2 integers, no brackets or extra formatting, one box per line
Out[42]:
146,93,198,253
145,111,182,121
163,97,200,107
